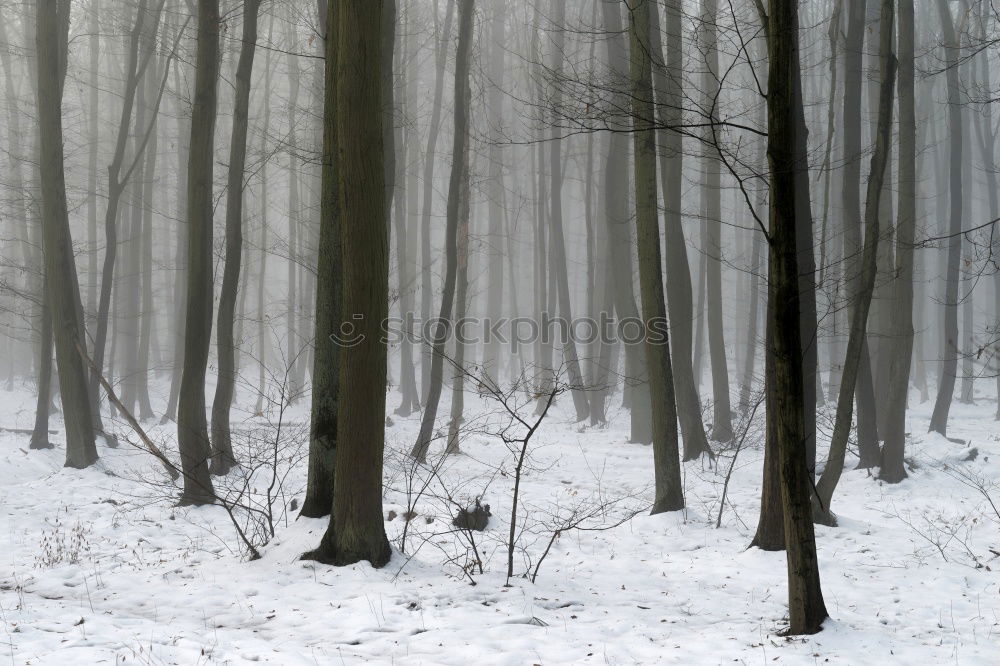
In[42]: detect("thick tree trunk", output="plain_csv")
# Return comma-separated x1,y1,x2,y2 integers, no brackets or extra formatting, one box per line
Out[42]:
177,0,221,506
765,0,829,635
308,0,392,568
210,0,261,475
411,0,475,463
36,0,99,468
628,0,683,514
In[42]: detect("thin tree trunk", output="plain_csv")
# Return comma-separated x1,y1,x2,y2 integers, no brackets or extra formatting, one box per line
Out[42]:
419,0,455,404
880,0,915,484
483,0,505,386
649,0,712,459
301,0,339,519
700,0,734,443
546,0,590,422
601,0,648,444
411,0,475,463
815,0,896,523
928,0,963,437
839,0,880,463
210,0,260,475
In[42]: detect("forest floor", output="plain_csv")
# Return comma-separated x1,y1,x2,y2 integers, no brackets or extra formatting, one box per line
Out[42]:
1,375,999,665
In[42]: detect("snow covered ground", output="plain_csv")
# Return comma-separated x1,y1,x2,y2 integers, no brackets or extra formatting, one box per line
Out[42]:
2,376,999,665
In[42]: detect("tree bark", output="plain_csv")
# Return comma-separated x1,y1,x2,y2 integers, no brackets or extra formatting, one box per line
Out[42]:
177,0,221,506
411,0,475,463
628,0,683,514
36,0,100,468
307,0,392,568
699,0,734,443
928,0,963,438
302,0,340,519
649,0,712,459
880,0,915,484
210,0,261,476
765,0,829,635
419,0,455,404
815,0,896,524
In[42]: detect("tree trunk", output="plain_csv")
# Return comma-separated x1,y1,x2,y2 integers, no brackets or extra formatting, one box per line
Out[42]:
210,0,261,475
600,0,649,445
700,0,734,443
393,6,420,417
307,0,392,568
419,0,455,404
628,0,683,514
839,0,880,465
765,0,829,635
36,0,100,468
411,0,475,463
928,0,963,438
880,0,915,484
814,0,896,524
177,0,221,506
546,0,590,422
302,0,339,519
649,0,712,459
483,0,505,387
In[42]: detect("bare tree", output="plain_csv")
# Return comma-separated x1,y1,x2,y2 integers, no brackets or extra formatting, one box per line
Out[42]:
177,0,221,505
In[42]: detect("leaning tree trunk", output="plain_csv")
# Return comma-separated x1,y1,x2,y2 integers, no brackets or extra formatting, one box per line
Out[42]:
629,0,683,514
839,0,880,464
419,0,455,404
928,0,963,438
765,0,829,636
306,0,392,568
814,0,896,525
880,0,915,484
177,0,221,506
210,0,261,476
411,0,475,463
36,0,99,468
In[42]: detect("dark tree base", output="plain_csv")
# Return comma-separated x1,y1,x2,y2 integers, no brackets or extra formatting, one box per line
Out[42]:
301,539,391,569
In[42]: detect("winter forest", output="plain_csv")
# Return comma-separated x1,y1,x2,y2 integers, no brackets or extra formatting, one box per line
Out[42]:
1,0,999,662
